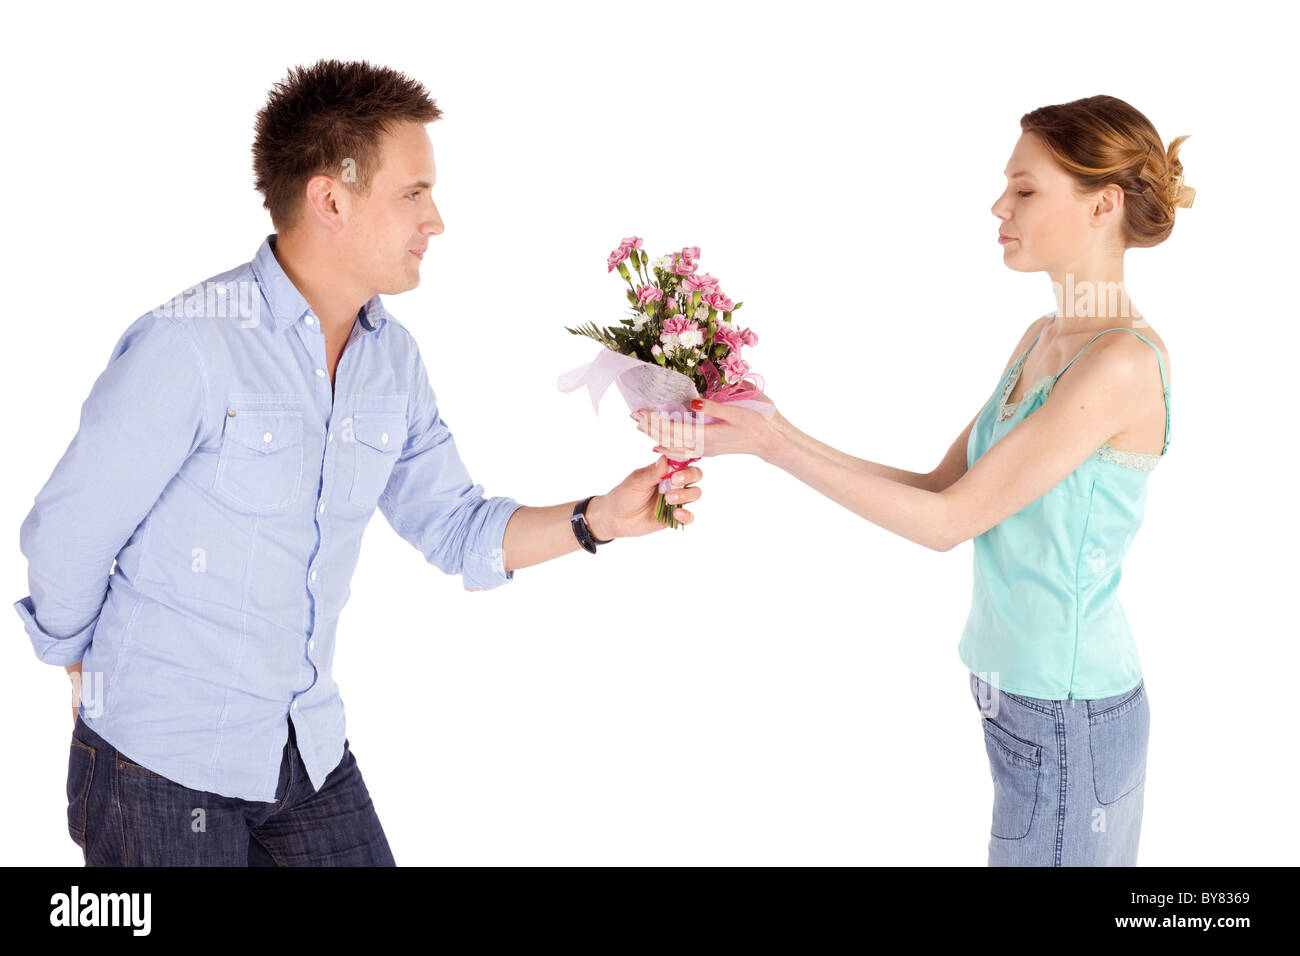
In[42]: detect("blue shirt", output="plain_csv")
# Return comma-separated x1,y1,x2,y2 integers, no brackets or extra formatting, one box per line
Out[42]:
13,234,523,801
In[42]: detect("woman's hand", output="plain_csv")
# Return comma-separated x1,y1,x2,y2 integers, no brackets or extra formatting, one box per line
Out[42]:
631,390,781,460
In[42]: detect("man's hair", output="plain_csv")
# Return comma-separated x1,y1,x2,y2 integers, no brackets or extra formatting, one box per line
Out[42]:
252,59,442,231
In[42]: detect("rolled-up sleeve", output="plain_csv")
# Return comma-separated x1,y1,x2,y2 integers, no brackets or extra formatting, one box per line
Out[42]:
13,313,209,665
378,339,523,591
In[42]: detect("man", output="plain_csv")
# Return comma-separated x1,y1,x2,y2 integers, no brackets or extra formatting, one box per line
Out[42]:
13,59,704,866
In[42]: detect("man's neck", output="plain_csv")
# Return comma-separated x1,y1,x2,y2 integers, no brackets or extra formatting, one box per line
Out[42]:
272,231,367,336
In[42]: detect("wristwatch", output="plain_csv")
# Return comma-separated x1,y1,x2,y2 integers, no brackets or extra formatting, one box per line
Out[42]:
571,496,613,554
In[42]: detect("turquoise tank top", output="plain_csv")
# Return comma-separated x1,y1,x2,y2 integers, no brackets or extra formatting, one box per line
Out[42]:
958,314,1171,701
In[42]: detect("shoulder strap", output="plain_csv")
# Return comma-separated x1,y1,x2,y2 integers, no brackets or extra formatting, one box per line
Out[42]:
1056,327,1170,455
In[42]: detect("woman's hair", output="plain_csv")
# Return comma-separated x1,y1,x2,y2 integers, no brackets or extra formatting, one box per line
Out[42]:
1020,95,1194,249
252,59,442,231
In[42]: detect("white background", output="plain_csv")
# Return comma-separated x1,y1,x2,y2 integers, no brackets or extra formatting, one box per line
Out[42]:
1,0,1294,866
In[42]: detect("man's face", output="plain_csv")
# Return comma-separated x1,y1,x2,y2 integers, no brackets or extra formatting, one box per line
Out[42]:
342,120,444,295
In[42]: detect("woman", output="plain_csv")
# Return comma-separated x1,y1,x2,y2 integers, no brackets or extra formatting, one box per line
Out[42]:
632,95,1194,866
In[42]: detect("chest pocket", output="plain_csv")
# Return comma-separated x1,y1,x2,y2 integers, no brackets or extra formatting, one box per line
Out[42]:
214,407,305,513
350,410,407,506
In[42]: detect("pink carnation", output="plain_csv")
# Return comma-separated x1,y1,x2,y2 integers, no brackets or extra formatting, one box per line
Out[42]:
704,291,735,313
741,327,758,347
678,246,701,263
636,285,664,305
721,354,750,383
682,272,719,293
671,255,697,276
713,325,745,352
620,236,644,250
606,246,630,272
660,316,695,337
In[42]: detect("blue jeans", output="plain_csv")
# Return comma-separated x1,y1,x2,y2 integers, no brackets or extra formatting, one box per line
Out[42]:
66,713,395,866
968,671,1149,866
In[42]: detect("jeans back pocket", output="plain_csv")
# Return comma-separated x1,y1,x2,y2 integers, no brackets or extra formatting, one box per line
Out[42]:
66,735,96,857
980,716,1042,840
1087,682,1149,805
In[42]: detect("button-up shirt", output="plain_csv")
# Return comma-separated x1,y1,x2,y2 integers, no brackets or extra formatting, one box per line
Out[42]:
13,234,523,801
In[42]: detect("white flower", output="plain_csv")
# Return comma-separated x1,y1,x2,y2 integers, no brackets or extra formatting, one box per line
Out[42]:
694,306,709,320
686,357,695,366
679,328,704,349
631,313,647,331
660,333,678,353
654,255,674,271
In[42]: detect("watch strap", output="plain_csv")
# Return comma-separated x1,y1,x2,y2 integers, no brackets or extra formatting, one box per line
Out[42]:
571,496,612,553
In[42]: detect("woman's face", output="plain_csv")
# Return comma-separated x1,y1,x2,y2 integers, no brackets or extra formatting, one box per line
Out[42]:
991,132,1113,274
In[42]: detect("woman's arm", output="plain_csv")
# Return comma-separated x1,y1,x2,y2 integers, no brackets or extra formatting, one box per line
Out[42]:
768,411,936,490
756,337,1143,551
760,315,1055,493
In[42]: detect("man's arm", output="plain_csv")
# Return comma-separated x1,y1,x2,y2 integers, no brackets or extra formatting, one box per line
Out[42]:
496,500,608,573
376,340,524,591
13,313,209,666
379,341,701,586
496,454,699,572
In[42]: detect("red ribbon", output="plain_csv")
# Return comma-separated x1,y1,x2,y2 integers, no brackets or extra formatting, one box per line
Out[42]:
664,456,701,475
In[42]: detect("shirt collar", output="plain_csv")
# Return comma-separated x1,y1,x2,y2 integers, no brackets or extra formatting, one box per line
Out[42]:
251,234,389,334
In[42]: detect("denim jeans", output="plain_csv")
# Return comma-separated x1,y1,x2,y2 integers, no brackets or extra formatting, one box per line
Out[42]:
66,713,395,866
968,671,1149,866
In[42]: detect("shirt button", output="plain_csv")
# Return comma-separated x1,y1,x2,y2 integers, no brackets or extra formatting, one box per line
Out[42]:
318,501,325,513
308,639,316,651
315,368,326,377
310,569,318,581
381,432,389,444
263,432,273,443
292,700,299,711
327,432,334,442
305,314,315,326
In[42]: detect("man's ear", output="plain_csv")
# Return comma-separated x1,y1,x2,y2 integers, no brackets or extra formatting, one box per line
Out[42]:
303,174,346,233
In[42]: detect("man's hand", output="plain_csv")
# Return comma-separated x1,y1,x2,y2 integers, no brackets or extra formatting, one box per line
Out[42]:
65,660,82,725
587,455,704,539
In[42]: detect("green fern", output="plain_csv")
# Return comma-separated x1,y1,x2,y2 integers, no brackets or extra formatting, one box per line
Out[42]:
563,322,620,349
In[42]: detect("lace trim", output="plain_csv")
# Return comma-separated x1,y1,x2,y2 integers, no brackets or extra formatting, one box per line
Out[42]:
998,375,1055,422
996,353,1032,422
1096,443,1164,471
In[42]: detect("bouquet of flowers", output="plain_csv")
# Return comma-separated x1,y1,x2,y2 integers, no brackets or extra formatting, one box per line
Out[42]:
557,236,775,529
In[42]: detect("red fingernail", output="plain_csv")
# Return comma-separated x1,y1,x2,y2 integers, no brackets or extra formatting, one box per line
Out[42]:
690,399,704,410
